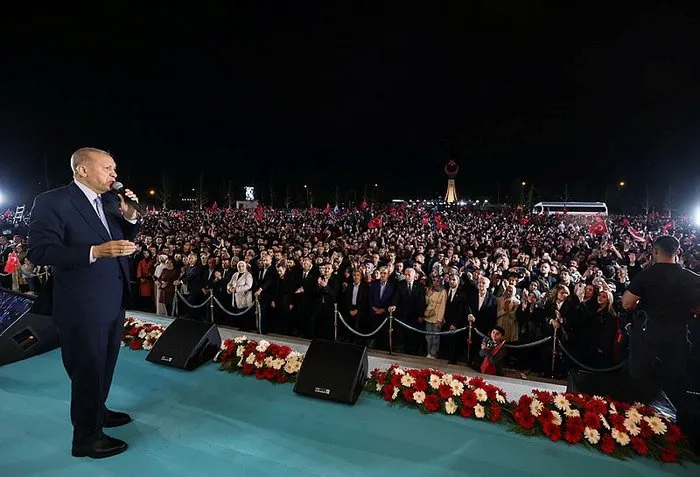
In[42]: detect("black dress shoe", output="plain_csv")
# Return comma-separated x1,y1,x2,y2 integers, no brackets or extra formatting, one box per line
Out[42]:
104,410,132,428
72,435,127,459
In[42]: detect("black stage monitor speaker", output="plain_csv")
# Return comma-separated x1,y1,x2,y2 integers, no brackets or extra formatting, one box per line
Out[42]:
0,288,59,366
145,318,221,371
293,340,368,405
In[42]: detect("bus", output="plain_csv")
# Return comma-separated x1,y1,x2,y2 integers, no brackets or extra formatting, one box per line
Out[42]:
531,201,608,216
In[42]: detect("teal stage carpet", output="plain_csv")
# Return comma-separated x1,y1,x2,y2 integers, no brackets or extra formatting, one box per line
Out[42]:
1,349,697,477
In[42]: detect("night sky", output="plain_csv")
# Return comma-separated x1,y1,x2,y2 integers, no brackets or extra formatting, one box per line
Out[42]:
1,3,699,211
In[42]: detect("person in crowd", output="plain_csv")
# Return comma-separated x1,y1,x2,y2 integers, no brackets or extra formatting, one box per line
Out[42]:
480,326,508,376
422,276,447,359
227,261,254,330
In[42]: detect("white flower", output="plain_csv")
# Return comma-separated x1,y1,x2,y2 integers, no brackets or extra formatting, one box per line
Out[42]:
237,357,244,367
236,346,245,358
600,415,611,430
564,408,580,418
376,383,383,392
495,393,506,404
609,403,617,415
245,353,256,364
529,399,544,417
445,398,458,415
138,330,147,339
474,388,488,402
272,358,284,370
584,427,600,445
624,418,641,437
441,374,454,385
143,342,153,350
254,360,263,368
625,408,642,424
611,429,630,446
234,336,247,343
429,374,442,390
401,374,416,387
643,416,667,435
392,367,406,375
553,394,570,410
413,391,426,404
255,340,270,352
551,411,562,426
264,356,274,367
474,404,485,419
592,395,605,402
392,387,399,400
450,380,464,397
283,360,301,374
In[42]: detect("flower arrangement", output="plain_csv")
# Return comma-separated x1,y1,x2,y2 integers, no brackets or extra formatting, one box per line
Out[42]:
215,336,304,384
509,390,691,462
366,364,508,423
121,317,166,351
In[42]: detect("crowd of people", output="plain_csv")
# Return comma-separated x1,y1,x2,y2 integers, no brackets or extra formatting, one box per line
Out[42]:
98,204,698,381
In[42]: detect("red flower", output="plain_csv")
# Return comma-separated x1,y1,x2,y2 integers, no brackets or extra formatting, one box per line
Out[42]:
586,399,607,416
533,390,554,404
583,411,600,430
424,394,441,412
377,373,386,385
263,368,277,380
600,434,615,454
660,446,677,463
549,426,561,442
276,374,288,384
460,407,473,418
609,414,625,431
518,412,536,430
129,327,139,336
412,378,428,393
402,389,415,403
489,403,501,422
390,374,403,387
255,368,266,380
666,424,682,444
129,339,142,350
460,390,477,408
277,346,292,359
256,352,266,361
542,421,555,437
630,437,649,456
242,363,255,375
564,427,583,444
567,416,584,434
470,376,486,388
383,385,395,401
639,420,653,439
438,384,453,400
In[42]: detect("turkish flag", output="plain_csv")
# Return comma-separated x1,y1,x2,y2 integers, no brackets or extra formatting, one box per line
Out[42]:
589,219,608,235
360,199,368,209
368,216,383,229
3,252,20,274
324,203,332,214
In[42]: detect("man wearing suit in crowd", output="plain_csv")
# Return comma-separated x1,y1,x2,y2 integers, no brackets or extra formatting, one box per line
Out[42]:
341,269,370,343
393,267,426,355
28,147,140,458
467,275,498,367
212,258,234,321
369,266,395,349
293,257,317,337
444,275,470,364
311,263,339,340
175,253,205,320
254,254,278,333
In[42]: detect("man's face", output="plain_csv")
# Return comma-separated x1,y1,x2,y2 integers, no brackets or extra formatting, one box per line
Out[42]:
404,268,415,282
76,152,117,194
478,277,489,292
379,269,389,283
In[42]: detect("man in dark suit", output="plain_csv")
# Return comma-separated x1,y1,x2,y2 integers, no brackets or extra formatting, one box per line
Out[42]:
341,269,370,343
444,275,470,364
254,253,278,333
392,267,426,355
175,253,205,320
369,266,395,349
293,257,317,337
28,147,140,459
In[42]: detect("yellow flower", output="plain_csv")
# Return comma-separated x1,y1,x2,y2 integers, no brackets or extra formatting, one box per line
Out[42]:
643,416,667,435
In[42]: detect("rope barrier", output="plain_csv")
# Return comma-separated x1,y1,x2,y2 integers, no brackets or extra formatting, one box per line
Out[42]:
336,312,389,337
212,296,256,316
557,340,628,373
472,326,553,349
175,290,212,309
393,318,468,336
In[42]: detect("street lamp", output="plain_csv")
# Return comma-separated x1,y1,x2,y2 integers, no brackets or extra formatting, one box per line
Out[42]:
619,181,625,188
148,189,156,196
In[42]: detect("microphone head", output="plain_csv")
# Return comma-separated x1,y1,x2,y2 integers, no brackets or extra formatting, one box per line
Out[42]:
111,181,125,193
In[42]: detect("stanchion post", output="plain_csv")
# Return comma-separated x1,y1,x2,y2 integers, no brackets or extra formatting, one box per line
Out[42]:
209,294,215,323
334,303,338,342
255,295,261,333
388,311,394,355
467,323,473,362
550,326,558,377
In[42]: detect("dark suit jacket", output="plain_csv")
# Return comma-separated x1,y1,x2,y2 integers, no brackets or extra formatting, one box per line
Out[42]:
469,291,498,332
444,288,470,328
342,281,369,315
394,281,427,322
27,182,138,326
369,280,395,311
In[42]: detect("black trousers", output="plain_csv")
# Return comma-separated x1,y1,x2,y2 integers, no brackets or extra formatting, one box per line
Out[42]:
57,313,124,445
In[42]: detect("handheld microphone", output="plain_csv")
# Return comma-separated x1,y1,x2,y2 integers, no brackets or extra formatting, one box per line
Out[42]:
111,182,145,215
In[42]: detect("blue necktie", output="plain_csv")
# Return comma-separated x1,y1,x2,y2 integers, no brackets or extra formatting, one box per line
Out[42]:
94,197,112,238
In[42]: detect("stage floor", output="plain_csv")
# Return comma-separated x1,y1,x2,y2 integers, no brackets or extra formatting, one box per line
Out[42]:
1,315,697,476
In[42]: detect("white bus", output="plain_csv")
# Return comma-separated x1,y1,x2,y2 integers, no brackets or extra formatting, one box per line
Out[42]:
531,201,608,216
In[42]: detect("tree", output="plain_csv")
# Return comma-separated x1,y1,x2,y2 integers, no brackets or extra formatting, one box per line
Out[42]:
158,172,172,209
196,172,207,210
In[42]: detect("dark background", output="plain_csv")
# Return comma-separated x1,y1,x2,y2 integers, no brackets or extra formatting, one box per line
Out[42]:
1,2,699,212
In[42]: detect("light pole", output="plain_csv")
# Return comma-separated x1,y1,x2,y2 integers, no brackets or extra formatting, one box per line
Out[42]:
520,181,526,206
303,185,310,208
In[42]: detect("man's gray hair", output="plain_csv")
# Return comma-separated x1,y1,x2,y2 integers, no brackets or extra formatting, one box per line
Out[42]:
70,147,111,173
